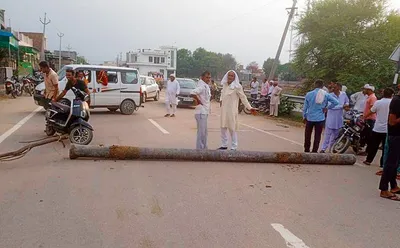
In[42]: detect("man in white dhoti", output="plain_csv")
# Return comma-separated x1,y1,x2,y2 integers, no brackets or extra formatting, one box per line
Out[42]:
191,71,212,149
269,81,283,117
219,70,254,150
165,74,180,117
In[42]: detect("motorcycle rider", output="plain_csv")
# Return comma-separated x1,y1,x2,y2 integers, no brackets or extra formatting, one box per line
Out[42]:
55,69,91,105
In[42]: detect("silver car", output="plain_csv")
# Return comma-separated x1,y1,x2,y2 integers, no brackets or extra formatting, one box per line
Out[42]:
140,76,160,103
176,78,197,107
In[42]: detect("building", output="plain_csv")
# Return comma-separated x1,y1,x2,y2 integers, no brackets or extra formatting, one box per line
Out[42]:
0,9,5,30
20,32,47,60
0,11,19,70
125,46,177,78
54,50,77,61
15,32,40,74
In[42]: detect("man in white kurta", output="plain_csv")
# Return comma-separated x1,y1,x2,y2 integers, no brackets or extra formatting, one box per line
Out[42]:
269,81,282,117
219,70,253,150
165,74,180,117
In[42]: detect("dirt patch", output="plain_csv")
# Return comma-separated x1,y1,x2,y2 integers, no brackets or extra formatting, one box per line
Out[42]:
150,197,163,217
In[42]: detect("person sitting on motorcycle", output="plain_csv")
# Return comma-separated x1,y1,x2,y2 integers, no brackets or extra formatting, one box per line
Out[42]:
55,69,91,105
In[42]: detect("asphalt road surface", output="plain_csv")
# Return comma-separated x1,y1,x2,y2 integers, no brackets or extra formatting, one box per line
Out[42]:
0,95,398,248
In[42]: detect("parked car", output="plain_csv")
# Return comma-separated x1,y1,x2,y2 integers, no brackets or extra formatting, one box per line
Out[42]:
140,76,160,103
176,78,197,107
34,64,141,115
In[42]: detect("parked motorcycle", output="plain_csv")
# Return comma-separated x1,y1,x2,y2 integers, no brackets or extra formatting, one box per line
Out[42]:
21,76,35,96
45,87,93,145
4,76,21,98
13,76,23,97
245,96,270,115
331,110,368,154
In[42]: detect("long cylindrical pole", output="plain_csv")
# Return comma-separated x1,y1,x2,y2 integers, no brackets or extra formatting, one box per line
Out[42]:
39,13,51,61
57,32,64,71
268,0,298,81
69,145,356,165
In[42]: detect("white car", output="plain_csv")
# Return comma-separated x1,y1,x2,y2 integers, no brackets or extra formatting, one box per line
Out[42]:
34,64,142,115
140,76,160,103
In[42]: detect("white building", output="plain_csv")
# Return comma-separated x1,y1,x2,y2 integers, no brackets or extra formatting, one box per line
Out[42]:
126,46,177,78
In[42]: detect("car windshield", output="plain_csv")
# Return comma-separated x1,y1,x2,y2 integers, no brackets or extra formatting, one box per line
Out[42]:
178,79,196,89
57,66,71,81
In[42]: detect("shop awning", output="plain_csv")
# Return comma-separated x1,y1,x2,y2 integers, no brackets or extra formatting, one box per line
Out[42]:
0,30,19,50
20,45,39,54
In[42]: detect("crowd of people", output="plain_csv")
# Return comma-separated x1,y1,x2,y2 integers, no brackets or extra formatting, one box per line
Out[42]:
303,79,400,201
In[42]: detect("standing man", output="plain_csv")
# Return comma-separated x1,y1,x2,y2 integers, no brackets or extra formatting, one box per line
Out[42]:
268,80,274,96
219,70,255,150
260,78,269,99
359,84,377,153
165,74,180,117
250,77,259,99
303,79,339,153
269,81,282,117
350,87,368,113
378,89,400,201
363,88,394,166
320,83,350,153
39,61,59,105
191,71,212,150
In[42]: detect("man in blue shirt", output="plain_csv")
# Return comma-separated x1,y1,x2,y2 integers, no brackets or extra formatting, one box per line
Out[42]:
303,79,339,153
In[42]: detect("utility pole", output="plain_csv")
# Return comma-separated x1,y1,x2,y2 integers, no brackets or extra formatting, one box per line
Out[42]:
268,0,298,81
39,13,51,61
66,44,73,61
57,32,64,71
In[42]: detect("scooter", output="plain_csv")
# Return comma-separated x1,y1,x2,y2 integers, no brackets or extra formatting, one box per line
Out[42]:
21,75,35,96
45,87,93,145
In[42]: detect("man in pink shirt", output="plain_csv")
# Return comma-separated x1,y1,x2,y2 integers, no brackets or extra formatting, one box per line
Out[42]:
360,84,377,154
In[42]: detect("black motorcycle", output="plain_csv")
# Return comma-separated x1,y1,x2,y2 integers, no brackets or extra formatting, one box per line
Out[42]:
331,110,368,154
45,87,93,145
245,96,270,114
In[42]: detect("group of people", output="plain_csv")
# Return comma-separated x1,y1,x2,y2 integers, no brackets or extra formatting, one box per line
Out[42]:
303,79,400,201
164,71,255,150
250,77,283,117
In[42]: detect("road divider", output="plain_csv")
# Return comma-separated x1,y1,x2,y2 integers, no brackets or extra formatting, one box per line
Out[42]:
69,145,356,165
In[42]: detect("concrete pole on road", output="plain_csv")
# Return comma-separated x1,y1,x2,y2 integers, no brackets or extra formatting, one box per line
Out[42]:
39,13,51,61
267,0,298,81
57,32,64,71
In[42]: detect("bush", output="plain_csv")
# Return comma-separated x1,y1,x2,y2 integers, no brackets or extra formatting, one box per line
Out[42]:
279,96,296,116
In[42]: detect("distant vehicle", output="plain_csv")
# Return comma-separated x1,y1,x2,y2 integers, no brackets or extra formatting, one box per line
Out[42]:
140,76,160,103
176,78,197,107
34,64,141,115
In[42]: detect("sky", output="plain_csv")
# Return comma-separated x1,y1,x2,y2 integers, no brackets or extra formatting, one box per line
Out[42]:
2,0,400,67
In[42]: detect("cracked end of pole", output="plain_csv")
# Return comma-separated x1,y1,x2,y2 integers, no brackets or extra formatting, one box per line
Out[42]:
69,145,78,159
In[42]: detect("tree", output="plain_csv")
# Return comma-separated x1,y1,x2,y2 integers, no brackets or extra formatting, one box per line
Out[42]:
262,58,280,78
246,61,259,73
176,48,238,78
76,56,88,64
277,63,300,81
293,0,400,92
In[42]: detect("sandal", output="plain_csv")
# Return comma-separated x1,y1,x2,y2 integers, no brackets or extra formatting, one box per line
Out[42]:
376,170,383,176
381,194,400,201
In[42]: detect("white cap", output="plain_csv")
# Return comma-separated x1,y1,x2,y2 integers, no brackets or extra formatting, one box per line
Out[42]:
269,80,274,83
169,74,176,77
363,84,375,91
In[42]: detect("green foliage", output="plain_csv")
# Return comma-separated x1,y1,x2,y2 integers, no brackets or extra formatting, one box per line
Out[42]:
263,58,299,81
293,0,400,92
177,48,237,78
278,96,296,116
262,58,280,78
76,56,88,64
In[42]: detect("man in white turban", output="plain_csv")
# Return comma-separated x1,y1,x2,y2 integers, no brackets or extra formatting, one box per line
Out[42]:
165,74,180,117
219,70,255,150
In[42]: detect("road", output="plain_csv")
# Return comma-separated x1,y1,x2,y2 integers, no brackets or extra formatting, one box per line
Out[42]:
0,94,398,248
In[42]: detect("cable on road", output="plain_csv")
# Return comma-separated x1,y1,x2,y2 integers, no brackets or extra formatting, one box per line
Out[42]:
0,135,68,162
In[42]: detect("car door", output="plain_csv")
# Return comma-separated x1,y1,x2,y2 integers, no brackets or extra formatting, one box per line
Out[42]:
146,78,156,97
93,69,121,106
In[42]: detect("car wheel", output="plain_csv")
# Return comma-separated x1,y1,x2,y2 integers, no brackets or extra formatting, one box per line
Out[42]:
154,92,159,101
143,93,147,103
120,99,136,115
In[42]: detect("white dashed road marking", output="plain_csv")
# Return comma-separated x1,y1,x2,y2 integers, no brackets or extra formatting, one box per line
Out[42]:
271,223,311,248
0,107,42,145
148,119,170,134
240,123,303,146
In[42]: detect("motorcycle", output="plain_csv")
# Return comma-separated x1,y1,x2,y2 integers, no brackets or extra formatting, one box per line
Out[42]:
4,76,21,98
45,87,93,145
21,75,35,96
245,96,270,115
331,110,369,154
